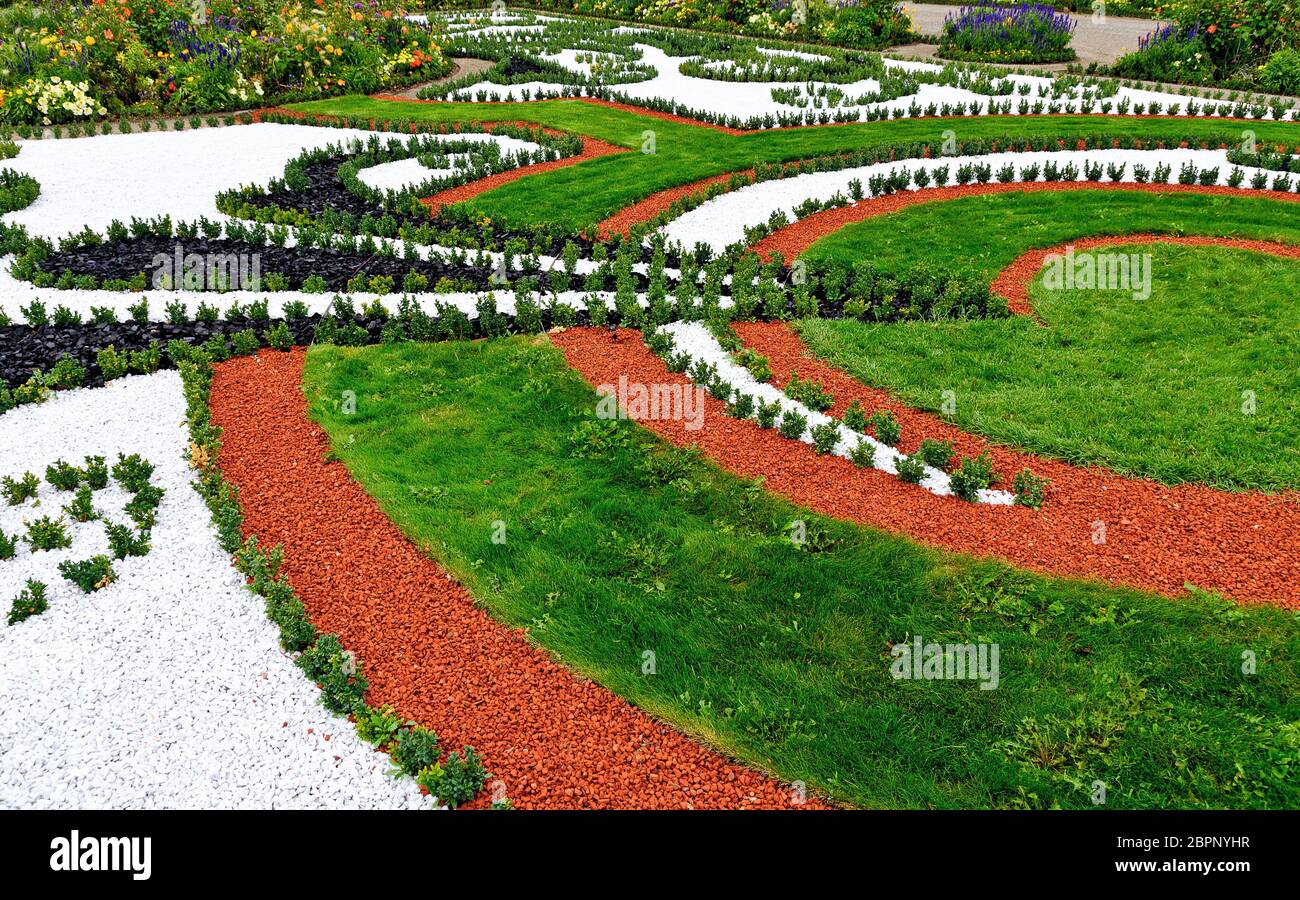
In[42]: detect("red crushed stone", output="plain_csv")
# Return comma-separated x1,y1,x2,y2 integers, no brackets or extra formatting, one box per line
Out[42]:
750,181,1300,263
209,348,828,810
418,133,628,214
992,233,1300,315
551,326,1300,609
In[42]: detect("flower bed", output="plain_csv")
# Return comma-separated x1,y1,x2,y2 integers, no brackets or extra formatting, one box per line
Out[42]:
938,3,1076,65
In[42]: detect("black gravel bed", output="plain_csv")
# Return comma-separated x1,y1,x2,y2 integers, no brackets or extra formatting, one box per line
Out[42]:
0,317,320,388
35,236,658,294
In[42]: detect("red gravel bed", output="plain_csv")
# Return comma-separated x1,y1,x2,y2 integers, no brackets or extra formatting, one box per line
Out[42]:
419,133,628,213
750,181,1300,263
552,327,1300,609
992,233,1300,315
209,349,827,810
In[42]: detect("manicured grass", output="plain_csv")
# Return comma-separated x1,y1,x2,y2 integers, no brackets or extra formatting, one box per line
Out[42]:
287,95,1300,228
801,188,1300,279
305,336,1299,809
798,193,1300,492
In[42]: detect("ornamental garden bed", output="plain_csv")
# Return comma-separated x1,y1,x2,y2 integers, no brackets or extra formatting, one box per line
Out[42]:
0,4,1295,813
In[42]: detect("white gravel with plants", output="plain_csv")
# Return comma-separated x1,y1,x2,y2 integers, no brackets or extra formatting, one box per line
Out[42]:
662,147,1260,252
659,322,1013,504
0,372,434,809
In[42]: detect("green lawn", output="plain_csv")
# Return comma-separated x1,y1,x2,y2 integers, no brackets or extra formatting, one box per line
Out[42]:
287,95,1300,228
797,193,1300,492
304,336,1299,809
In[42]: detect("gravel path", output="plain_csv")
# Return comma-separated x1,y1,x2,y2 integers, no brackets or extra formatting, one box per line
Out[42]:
0,372,434,809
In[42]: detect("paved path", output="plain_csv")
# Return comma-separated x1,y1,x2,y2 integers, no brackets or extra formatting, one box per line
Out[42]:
901,3,1163,66
381,57,496,100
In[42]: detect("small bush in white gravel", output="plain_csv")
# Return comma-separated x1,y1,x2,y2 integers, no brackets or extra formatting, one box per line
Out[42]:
105,521,151,559
0,528,16,559
7,579,47,625
58,554,116,592
45,459,82,491
63,485,99,523
81,455,109,490
25,515,71,551
355,703,407,749
896,454,927,485
112,453,155,493
3,471,39,505
849,439,876,469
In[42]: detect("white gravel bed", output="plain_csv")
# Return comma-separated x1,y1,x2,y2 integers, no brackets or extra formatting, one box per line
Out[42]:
661,321,1014,504
663,147,1254,252
2,123,381,241
0,373,435,809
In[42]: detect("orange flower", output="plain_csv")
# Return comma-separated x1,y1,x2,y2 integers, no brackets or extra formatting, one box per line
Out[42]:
1206,24,1217,33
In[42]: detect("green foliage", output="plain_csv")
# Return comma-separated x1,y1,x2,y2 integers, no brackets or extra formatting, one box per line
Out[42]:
59,555,116,592
895,453,927,484
105,521,151,559
390,725,441,778
849,438,876,468
417,747,488,809
7,580,48,625
25,515,71,551
1013,468,1050,509
2,471,38,505
949,452,997,502
354,703,408,748
296,633,368,715
916,438,956,472
112,453,156,493
782,371,833,411
45,459,82,491
63,485,99,523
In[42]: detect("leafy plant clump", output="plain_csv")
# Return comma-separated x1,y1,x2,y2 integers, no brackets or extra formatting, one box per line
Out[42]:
417,747,489,809
7,580,48,625
25,515,71,551
2,471,39,505
59,555,116,593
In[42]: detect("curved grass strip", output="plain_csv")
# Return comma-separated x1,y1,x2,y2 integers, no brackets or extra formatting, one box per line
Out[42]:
284,96,1300,227
306,334,1297,808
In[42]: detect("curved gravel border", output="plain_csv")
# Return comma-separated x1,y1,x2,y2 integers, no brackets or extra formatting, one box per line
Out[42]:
0,373,433,809
208,348,828,810
552,325,1300,609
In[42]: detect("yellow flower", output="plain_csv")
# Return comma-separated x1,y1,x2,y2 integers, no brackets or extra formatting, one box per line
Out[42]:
85,36,95,46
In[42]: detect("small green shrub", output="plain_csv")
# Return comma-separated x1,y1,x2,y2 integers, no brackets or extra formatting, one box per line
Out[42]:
112,453,155,493
25,515,71,551
810,421,840,454
7,580,48,625
354,703,407,748
842,399,868,433
63,485,98,523
869,410,901,446
59,555,116,592
296,633,368,714
81,455,109,490
417,747,488,809
916,438,956,472
1012,468,1050,509
778,409,808,440
45,459,82,491
390,725,441,777
783,372,833,411
895,454,927,484
2,472,39,505
231,329,261,356
105,521,151,559
0,529,16,559
949,451,996,502
849,439,876,468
